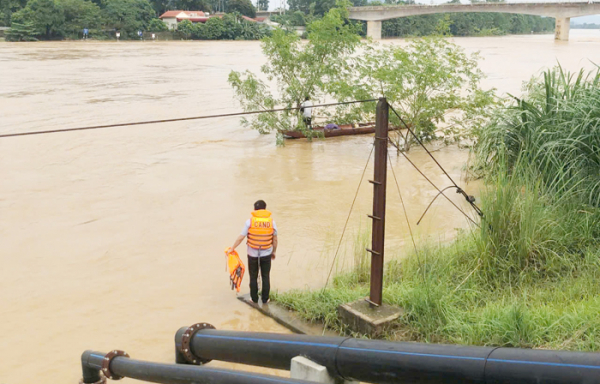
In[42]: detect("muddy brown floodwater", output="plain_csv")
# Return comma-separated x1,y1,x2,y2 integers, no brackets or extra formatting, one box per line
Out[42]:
1,30,600,383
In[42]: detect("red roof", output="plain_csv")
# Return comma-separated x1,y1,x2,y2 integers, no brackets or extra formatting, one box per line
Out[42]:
160,10,206,19
242,16,258,22
160,10,183,18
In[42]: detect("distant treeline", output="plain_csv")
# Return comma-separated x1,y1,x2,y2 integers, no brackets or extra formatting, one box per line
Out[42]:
0,0,265,41
571,23,600,29
382,13,555,37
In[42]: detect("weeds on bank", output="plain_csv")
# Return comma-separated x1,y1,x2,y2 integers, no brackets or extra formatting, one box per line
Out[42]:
274,66,600,351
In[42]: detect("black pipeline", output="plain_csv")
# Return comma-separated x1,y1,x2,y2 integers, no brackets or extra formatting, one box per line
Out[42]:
80,350,315,384
175,325,600,384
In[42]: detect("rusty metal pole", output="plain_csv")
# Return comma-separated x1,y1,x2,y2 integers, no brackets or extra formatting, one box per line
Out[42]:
367,97,389,307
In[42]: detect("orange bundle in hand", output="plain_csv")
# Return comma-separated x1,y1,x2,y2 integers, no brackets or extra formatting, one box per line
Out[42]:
224,247,245,293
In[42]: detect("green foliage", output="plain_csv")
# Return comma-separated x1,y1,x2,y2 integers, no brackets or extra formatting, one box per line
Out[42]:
474,66,600,208
175,0,212,12
102,0,155,38
13,0,64,39
381,13,555,38
274,66,600,351
288,0,336,16
257,0,267,11
230,4,495,146
59,0,101,38
176,13,268,40
4,20,37,40
225,0,255,18
177,18,194,38
202,16,225,38
330,37,496,150
572,23,600,29
1,0,28,26
228,3,362,143
147,17,167,31
271,10,311,27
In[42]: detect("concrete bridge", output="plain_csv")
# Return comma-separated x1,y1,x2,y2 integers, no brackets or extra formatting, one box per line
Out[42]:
348,2,600,41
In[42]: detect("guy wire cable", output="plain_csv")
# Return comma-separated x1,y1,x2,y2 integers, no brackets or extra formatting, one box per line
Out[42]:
388,138,479,227
0,99,379,138
388,104,484,220
323,141,375,289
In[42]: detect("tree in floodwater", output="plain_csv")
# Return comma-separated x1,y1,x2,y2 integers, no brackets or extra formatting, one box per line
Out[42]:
229,3,494,147
329,38,496,151
228,2,361,142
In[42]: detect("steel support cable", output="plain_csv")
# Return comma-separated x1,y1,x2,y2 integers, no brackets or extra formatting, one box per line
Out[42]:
387,154,419,257
417,185,463,226
323,142,375,288
388,104,484,219
388,138,479,227
0,99,379,138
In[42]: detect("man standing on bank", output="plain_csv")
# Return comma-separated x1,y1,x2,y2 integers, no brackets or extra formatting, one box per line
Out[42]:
229,200,277,304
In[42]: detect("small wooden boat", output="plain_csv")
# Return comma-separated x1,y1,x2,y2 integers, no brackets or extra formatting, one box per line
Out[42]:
283,122,401,139
283,122,377,139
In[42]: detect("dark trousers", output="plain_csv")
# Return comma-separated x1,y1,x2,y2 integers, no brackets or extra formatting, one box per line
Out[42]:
303,117,312,130
248,255,271,303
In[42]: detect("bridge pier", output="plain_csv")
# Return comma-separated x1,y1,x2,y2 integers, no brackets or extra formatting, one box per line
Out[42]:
367,20,382,40
555,17,570,41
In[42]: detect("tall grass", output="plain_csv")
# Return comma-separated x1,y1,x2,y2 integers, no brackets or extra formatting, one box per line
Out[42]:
475,66,600,206
274,66,600,350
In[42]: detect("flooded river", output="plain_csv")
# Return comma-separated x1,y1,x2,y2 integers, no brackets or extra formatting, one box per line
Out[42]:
1,30,600,383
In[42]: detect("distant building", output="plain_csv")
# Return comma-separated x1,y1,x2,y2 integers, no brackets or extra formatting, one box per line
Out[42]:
159,10,210,30
159,10,261,29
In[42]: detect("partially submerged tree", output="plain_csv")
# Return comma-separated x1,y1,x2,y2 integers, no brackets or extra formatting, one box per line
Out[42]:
228,2,361,142
229,4,495,147
331,38,496,151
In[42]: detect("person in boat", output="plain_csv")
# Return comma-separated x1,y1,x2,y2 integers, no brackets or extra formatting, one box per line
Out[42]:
228,200,278,304
300,96,313,130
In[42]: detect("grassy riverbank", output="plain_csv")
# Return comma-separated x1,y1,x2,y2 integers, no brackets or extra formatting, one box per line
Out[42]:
274,67,600,351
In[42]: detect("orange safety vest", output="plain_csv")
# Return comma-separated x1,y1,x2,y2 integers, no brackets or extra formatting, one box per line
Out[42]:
247,210,274,250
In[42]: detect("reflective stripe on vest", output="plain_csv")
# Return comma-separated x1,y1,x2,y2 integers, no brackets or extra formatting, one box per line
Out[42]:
247,210,274,250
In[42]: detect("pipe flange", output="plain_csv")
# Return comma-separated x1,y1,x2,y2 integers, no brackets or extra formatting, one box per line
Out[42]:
179,322,215,365
101,350,130,380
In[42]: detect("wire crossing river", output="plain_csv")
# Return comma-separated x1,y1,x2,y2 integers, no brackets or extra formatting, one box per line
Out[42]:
1,31,599,383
